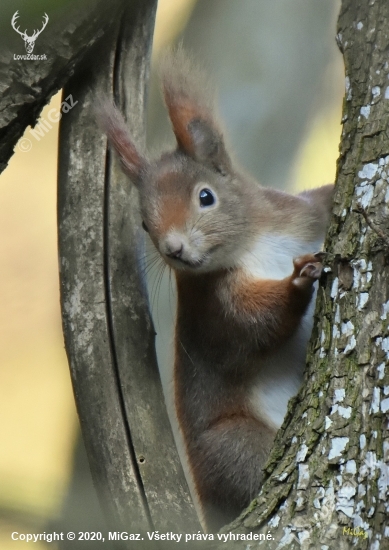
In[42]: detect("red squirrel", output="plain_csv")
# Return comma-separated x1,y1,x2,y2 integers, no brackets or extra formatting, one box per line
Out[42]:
100,49,333,531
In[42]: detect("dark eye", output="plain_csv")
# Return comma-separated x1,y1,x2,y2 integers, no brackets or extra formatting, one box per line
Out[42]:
142,221,149,232
199,188,215,207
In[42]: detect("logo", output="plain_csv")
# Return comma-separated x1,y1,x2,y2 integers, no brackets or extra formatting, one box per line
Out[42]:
11,11,48,59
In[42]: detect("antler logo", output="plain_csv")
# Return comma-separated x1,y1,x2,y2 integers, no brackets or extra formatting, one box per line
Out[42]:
11,11,49,54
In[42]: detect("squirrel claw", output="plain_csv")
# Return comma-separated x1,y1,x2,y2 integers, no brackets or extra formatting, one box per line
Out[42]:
300,262,322,280
292,253,324,288
313,251,326,262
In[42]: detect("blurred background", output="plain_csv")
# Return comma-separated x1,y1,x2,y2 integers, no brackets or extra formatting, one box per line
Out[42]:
0,0,342,547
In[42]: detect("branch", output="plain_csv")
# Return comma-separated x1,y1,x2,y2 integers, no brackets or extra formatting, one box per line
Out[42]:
0,0,126,174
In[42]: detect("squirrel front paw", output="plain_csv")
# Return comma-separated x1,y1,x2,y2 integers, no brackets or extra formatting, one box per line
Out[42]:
292,252,324,289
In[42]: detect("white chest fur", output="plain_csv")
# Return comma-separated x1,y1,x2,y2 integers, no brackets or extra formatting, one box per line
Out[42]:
248,295,317,430
238,232,322,430
238,233,322,280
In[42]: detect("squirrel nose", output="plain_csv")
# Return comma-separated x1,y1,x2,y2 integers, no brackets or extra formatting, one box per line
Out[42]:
166,243,184,259
164,234,185,259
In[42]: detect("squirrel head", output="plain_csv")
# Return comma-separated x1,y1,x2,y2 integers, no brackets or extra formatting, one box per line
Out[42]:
99,48,255,273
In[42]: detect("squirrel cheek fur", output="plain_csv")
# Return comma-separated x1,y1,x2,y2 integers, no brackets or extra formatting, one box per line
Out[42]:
100,49,334,531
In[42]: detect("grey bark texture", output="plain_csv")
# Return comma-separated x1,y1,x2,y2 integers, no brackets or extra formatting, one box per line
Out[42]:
57,0,200,539
209,1,389,548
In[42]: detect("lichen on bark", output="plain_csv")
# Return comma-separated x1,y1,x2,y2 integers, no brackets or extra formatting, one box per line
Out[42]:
211,2,389,549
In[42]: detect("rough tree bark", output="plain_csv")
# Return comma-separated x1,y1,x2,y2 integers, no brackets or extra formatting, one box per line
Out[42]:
209,2,389,549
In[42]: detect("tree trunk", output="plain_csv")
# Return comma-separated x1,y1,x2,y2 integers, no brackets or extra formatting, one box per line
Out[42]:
211,2,389,549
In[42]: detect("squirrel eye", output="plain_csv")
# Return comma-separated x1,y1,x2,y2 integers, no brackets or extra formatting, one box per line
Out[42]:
141,221,149,232
199,188,215,207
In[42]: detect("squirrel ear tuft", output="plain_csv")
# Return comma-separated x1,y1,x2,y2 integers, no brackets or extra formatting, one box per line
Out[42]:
160,48,231,176
96,99,145,184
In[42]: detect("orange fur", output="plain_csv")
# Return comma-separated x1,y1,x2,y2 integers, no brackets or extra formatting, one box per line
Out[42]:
159,197,189,234
227,266,315,332
164,95,206,156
